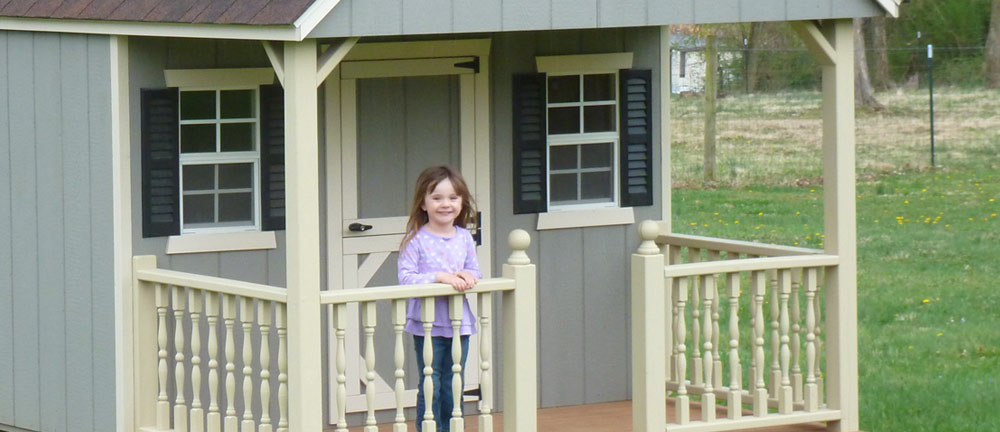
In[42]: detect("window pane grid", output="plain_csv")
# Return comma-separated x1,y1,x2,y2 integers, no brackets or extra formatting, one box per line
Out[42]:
178,86,260,233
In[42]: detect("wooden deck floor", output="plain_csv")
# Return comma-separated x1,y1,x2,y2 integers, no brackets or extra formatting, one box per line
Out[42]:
340,400,828,432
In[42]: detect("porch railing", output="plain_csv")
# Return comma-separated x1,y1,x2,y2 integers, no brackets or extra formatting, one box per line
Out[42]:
632,220,842,432
132,229,537,432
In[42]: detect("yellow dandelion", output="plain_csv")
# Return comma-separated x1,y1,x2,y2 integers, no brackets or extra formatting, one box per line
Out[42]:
810,189,815,193
714,212,719,216
703,224,708,227
794,242,799,246
690,222,697,226
904,200,909,204
796,211,801,215
923,299,930,304
734,220,740,224
758,212,763,216
922,189,927,192
969,217,974,221
937,333,943,337
990,198,995,203
908,346,914,350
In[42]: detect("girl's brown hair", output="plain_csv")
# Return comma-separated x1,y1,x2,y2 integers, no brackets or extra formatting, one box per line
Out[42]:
401,165,478,248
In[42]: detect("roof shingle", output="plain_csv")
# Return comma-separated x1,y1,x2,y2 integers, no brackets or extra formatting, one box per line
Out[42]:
0,0,316,25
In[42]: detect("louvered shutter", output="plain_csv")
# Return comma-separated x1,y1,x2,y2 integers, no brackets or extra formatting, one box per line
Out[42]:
512,73,547,214
619,69,654,207
259,84,286,231
140,88,180,238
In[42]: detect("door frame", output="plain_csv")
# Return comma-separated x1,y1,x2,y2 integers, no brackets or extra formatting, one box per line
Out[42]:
322,39,492,423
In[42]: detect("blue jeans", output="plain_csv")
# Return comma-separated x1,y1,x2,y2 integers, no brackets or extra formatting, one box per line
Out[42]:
413,335,470,432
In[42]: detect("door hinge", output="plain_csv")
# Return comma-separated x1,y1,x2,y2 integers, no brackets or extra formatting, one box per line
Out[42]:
455,57,480,73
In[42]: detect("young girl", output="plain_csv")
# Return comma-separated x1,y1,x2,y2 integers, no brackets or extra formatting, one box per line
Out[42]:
397,165,480,432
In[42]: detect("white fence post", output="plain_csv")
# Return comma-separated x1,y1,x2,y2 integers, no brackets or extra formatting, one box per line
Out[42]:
502,230,536,432
132,255,159,430
632,221,666,432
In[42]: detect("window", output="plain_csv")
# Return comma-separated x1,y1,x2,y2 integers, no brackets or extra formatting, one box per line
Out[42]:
512,53,653,228
178,88,260,233
140,68,285,243
545,72,619,209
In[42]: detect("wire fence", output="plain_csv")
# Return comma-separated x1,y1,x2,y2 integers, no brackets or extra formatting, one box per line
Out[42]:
669,46,1000,187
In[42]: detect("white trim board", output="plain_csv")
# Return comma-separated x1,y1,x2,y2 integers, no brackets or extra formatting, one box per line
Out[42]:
164,68,276,88
536,52,634,73
166,231,277,255
536,207,635,231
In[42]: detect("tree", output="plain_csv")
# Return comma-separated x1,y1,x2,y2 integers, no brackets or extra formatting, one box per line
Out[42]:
704,31,718,183
745,22,765,93
987,0,1000,88
854,18,885,109
869,17,891,91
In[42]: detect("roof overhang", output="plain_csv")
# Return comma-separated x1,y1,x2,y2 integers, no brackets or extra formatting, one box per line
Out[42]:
874,0,901,18
0,16,300,41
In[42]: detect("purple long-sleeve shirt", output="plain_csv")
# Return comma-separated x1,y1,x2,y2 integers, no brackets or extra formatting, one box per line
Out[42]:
398,226,481,337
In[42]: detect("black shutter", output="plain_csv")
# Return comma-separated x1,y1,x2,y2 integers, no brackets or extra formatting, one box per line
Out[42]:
141,88,180,238
260,84,286,231
512,73,547,214
619,69,654,207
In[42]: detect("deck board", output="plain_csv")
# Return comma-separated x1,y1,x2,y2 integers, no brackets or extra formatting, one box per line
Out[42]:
338,400,828,432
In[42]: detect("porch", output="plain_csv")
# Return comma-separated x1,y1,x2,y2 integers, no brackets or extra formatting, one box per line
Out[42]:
339,401,825,432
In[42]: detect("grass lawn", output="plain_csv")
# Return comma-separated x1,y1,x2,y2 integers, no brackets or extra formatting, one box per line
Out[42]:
669,88,1000,431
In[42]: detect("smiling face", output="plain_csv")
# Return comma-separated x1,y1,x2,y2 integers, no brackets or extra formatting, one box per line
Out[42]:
421,178,463,234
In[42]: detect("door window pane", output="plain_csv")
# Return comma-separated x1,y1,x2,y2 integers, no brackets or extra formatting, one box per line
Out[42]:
181,124,216,153
183,165,215,191
583,105,615,133
548,75,579,103
219,192,253,223
548,107,580,134
583,74,615,101
221,90,253,119
220,123,255,152
181,91,216,120
184,194,215,224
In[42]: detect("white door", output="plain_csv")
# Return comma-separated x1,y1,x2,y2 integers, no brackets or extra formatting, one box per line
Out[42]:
324,41,492,423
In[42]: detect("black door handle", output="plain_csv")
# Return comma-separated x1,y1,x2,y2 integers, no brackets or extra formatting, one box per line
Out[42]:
348,223,373,232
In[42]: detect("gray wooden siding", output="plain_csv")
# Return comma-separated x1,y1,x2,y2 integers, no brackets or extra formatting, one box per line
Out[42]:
490,27,663,409
309,0,883,37
0,31,115,432
128,37,287,287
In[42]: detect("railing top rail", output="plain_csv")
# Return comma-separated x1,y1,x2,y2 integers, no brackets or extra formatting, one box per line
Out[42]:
135,267,288,303
663,254,839,279
320,278,516,305
658,232,824,257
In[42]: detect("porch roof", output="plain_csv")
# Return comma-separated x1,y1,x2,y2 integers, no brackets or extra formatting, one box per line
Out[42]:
0,0,900,41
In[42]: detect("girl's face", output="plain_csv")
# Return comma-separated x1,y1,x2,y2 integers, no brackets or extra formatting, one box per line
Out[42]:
421,178,463,232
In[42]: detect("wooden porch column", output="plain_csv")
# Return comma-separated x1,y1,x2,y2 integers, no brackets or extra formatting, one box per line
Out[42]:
283,39,323,432
820,19,859,432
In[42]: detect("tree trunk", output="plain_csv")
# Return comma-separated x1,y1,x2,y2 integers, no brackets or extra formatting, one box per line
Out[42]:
870,17,891,91
854,18,885,109
704,32,718,184
986,0,1000,88
746,22,764,93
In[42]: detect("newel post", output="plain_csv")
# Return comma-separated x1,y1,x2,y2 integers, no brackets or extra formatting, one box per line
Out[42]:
132,255,159,430
502,229,537,432
632,221,666,432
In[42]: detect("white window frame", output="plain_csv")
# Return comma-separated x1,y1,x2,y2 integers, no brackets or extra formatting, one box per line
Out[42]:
164,68,278,253
534,53,637,230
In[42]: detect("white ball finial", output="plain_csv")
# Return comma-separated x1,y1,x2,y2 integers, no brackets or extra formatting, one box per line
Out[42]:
637,220,660,255
507,229,531,265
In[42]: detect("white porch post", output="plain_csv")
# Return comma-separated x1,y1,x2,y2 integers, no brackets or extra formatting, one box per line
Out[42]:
283,39,323,432
820,19,859,432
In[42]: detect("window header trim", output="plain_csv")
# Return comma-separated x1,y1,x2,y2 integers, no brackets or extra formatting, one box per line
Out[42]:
165,68,276,88
536,53,634,74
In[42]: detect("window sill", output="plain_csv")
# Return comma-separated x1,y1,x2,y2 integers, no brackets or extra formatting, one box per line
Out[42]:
536,207,635,231
166,231,277,255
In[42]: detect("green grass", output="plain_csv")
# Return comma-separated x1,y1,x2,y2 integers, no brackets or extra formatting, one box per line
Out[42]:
669,88,1000,431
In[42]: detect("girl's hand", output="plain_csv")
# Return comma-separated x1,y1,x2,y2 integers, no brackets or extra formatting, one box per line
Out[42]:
456,271,479,290
437,272,471,292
